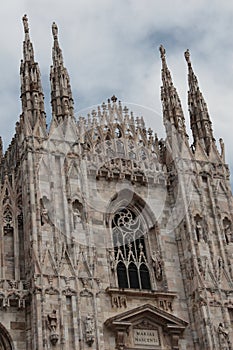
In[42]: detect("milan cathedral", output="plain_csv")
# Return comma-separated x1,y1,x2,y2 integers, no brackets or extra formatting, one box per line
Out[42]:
0,15,232,350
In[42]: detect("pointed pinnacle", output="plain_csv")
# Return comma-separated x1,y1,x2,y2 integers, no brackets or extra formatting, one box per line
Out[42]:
22,14,29,33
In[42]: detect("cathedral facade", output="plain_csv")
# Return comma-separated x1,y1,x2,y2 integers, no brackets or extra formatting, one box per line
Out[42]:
0,15,232,350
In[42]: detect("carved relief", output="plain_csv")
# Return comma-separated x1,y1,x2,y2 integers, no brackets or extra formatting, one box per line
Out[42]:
158,299,173,312
111,295,127,308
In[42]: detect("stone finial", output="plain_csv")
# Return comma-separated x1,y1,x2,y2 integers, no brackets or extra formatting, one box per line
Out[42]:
52,22,58,39
22,14,29,33
184,49,191,64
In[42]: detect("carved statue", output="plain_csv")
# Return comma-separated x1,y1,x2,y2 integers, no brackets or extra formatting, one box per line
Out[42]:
33,94,39,109
204,122,211,136
63,99,69,115
219,138,225,158
85,314,95,346
109,249,115,270
22,14,29,33
52,22,58,38
195,220,203,242
73,208,81,228
40,197,51,226
223,219,232,244
47,309,57,333
41,206,49,226
216,256,224,282
177,115,183,130
72,200,83,229
47,309,59,345
218,322,229,347
151,250,163,281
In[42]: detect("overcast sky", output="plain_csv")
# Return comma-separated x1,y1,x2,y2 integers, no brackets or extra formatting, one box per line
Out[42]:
0,0,232,186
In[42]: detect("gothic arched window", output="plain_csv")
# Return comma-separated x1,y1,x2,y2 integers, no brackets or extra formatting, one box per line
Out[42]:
112,207,151,290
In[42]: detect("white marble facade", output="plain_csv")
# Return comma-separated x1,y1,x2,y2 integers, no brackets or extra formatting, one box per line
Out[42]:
0,15,232,350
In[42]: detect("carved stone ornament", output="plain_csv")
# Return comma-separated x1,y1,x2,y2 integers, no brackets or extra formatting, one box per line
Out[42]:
111,295,127,308
47,310,59,346
85,314,95,346
116,330,126,350
50,333,59,346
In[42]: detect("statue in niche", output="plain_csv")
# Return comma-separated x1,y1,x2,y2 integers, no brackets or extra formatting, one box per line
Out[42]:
63,99,69,115
40,197,51,226
72,200,82,229
151,250,163,281
41,207,49,226
73,208,81,228
223,218,232,245
85,314,95,346
204,122,211,136
194,216,207,242
195,220,203,242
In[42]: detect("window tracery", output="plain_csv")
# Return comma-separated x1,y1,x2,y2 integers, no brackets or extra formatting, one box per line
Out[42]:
112,208,151,290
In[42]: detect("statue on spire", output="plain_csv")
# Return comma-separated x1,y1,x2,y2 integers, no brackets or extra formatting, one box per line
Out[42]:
22,14,29,33
159,45,166,58
52,22,58,39
184,49,190,64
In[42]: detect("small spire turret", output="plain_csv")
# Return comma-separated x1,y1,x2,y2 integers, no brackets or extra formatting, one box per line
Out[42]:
20,15,46,132
50,21,74,123
160,45,187,139
185,49,214,155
